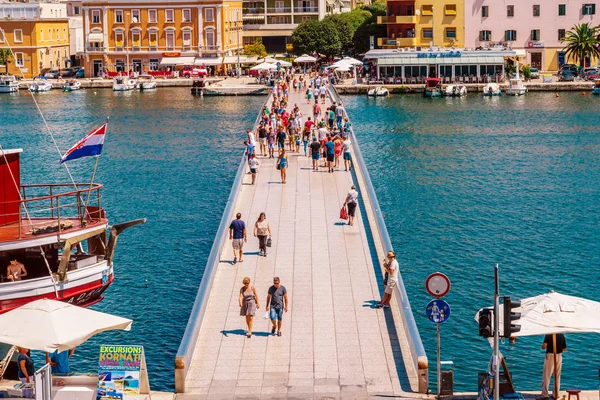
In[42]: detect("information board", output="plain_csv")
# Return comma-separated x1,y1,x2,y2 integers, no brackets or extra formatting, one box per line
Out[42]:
97,345,150,400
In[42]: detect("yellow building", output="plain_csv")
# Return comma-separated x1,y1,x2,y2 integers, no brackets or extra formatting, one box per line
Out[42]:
80,0,243,77
0,3,70,78
377,0,464,49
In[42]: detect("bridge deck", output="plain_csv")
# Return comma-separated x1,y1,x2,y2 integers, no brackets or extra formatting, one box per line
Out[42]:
184,89,416,399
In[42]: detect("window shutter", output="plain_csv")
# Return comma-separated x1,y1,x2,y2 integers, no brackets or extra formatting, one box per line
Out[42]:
593,4,596,14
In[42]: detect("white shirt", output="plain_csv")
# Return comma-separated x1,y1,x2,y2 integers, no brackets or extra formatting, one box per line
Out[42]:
342,139,352,152
249,158,259,169
313,88,319,97
320,86,327,94
248,131,256,146
347,189,358,204
318,127,328,141
387,259,399,281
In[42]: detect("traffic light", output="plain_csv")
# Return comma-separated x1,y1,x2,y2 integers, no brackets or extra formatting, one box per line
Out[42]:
502,296,521,338
478,308,493,338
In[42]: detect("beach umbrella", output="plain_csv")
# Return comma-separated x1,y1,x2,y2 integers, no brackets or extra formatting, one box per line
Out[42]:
476,291,600,398
335,65,351,72
340,56,363,66
250,62,277,71
294,54,317,63
0,299,132,352
259,57,291,67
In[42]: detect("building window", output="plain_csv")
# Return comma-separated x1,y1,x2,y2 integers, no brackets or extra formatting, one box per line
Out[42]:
115,9,123,23
132,9,140,23
482,5,489,17
14,29,23,43
558,29,566,40
480,30,491,41
421,5,433,15
275,1,284,11
48,29,53,40
149,32,158,49
205,8,214,22
92,9,100,24
166,32,175,50
0,30,5,43
116,59,125,71
132,32,140,48
74,6,80,15
149,59,159,70
444,4,456,15
583,4,596,15
533,5,540,16
115,32,123,48
505,30,517,41
183,31,191,48
302,16,311,21
422,28,433,39
445,28,456,38
63,29,66,40
558,4,566,16
183,8,191,22
531,29,540,40
206,30,215,46
507,5,514,17
15,52,24,67
165,9,174,22
148,9,157,23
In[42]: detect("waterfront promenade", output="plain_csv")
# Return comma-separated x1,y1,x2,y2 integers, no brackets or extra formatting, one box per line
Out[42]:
175,88,426,399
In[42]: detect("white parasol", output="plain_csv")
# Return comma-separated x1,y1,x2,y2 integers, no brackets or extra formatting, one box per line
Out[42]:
340,56,363,66
0,299,132,352
335,65,351,72
294,54,317,63
250,62,278,71
260,57,292,67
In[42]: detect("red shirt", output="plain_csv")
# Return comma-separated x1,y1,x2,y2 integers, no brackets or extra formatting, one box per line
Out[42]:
305,120,314,130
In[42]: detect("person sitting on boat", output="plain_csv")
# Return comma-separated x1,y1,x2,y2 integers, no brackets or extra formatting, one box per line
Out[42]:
7,255,27,281
46,348,75,375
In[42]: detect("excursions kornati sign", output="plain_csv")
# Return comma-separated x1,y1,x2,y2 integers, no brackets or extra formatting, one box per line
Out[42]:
97,345,151,400
417,51,462,58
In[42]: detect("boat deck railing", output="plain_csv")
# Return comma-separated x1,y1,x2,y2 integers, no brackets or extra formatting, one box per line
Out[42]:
174,94,272,393
0,183,105,240
329,85,429,393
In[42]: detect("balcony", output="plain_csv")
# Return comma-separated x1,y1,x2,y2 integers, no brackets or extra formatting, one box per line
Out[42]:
199,45,220,53
376,37,416,47
266,7,292,13
86,46,106,52
294,6,318,13
377,15,416,24
242,7,265,14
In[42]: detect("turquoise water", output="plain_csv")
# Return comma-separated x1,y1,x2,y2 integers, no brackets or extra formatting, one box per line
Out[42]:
0,89,263,390
344,93,600,392
2,89,599,393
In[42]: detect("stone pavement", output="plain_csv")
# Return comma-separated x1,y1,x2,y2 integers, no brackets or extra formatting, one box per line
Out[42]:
182,88,416,399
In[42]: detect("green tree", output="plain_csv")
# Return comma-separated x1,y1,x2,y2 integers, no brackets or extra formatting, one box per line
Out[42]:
522,64,532,80
359,0,387,17
561,23,600,67
0,49,13,74
352,16,386,54
339,9,372,32
292,19,342,57
244,39,267,57
323,14,354,53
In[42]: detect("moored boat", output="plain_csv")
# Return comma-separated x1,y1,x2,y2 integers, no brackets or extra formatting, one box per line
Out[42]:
367,86,389,97
424,78,442,97
506,61,527,96
0,148,144,314
29,80,53,92
112,76,136,91
483,83,502,96
137,74,157,91
443,84,467,97
62,79,82,92
0,75,19,93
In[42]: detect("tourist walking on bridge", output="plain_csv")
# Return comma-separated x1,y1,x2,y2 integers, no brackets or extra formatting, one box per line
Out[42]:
266,277,288,337
343,185,358,225
277,149,288,184
342,136,352,171
229,213,247,264
376,251,398,308
239,277,259,338
254,212,271,257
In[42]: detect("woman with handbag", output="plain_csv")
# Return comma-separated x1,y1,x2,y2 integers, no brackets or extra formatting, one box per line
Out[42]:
254,212,272,257
239,277,260,338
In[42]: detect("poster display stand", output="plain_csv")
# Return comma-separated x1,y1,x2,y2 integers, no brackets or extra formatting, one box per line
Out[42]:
97,345,151,400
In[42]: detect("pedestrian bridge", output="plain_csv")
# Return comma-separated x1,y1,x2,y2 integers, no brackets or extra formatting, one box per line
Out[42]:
174,86,428,398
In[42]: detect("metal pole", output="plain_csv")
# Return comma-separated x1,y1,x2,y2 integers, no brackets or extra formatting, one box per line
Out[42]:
437,323,441,399
126,13,130,75
236,9,241,77
494,264,500,400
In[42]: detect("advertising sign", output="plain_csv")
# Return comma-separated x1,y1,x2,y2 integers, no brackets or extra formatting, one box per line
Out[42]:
97,345,150,400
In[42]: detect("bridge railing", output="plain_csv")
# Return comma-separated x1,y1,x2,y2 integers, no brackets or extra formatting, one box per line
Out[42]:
329,85,429,393
174,94,272,393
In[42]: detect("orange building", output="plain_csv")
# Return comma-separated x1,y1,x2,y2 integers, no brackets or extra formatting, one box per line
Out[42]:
80,0,243,77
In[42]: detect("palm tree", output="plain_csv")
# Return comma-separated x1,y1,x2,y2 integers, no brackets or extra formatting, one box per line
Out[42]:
0,49,13,74
561,23,600,67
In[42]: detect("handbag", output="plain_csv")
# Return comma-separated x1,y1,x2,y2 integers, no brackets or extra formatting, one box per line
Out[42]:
340,206,348,220
266,237,272,247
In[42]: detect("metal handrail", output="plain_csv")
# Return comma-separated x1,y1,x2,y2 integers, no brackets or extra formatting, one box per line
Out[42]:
174,94,272,393
329,85,429,393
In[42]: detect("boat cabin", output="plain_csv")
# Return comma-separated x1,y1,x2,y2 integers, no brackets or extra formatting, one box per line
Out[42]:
426,78,442,88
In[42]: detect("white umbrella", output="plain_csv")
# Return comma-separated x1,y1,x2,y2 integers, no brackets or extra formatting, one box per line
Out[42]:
335,65,351,72
260,57,291,67
250,62,277,71
0,299,132,352
294,54,317,63
340,56,363,66
329,60,352,69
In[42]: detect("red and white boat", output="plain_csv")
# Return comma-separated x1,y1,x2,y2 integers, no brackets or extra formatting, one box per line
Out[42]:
0,148,144,313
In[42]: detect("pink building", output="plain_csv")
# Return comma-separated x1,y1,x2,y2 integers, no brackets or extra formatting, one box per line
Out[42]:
464,0,600,71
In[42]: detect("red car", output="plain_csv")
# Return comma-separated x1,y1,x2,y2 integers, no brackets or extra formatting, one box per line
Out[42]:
182,66,208,78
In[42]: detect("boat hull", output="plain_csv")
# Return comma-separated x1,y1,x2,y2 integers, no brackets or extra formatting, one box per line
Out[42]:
424,89,442,97
0,86,18,93
592,88,600,95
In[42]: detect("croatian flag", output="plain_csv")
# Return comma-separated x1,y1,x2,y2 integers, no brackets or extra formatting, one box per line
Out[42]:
60,124,107,164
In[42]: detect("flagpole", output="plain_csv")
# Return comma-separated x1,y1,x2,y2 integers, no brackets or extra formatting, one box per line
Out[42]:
82,117,108,225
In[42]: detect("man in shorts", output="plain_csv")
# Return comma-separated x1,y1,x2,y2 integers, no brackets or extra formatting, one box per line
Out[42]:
229,213,247,264
258,123,268,156
310,137,321,171
324,136,335,173
342,135,352,171
266,277,288,336
376,251,398,308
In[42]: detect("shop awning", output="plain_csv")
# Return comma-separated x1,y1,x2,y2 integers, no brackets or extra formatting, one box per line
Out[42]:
514,49,527,58
195,57,223,66
160,56,195,66
88,33,103,42
378,55,505,66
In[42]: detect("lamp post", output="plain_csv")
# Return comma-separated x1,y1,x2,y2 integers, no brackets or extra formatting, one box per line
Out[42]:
236,8,241,77
125,12,130,75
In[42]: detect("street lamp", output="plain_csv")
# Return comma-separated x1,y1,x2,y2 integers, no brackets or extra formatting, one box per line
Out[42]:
236,8,241,77
125,12,130,75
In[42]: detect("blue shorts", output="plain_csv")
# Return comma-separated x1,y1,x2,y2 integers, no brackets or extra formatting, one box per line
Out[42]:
270,307,284,321
312,153,320,160
278,141,285,149
343,152,351,160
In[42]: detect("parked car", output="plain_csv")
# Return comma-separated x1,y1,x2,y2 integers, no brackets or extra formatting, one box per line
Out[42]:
41,69,60,79
559,70,575,82
582,67,599,80
529,68,540,79
181,66,208,78
75,68,85,78
60,67,81,77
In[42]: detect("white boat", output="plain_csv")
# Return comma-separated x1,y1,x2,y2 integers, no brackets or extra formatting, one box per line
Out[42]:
367,86,389,97
0,75,19,93
62,79,81,92
506,61,527,96
113,76,136,91
29,80,53,92
137,74,157,90
483,83,502,96
444,84,467,97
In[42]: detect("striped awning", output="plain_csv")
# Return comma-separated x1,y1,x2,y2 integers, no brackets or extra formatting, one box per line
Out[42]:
88,33,103,42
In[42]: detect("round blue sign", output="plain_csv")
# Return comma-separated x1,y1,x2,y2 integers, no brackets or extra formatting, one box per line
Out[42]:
426,299,451,324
